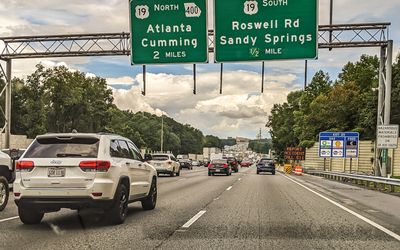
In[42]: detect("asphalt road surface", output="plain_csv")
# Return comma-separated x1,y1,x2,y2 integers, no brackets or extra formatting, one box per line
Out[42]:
1,166,400,250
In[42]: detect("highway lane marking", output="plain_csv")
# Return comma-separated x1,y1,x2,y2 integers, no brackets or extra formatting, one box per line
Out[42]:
238,178,242,181
0,216,19,223
280,173,400,242
182,210,206,228
226,186,233,191
177,178,186,181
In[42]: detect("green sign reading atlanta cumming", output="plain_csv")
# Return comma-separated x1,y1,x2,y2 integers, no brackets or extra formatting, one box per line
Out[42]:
214,0,318,62
130,0,208,64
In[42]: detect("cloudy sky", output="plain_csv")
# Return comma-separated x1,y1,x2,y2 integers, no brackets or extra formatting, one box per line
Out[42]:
0,0,399,139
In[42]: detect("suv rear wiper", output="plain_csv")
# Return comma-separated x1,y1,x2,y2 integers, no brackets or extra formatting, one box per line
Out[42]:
56,153,83,157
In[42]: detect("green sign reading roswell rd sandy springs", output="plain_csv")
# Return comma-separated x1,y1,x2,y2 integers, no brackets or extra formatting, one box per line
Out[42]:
214,0,318,62
130,0,208,64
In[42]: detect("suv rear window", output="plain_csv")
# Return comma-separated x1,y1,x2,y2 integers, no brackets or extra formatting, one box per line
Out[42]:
152,155,169,161
23,137,99,158
260,159,274,164
212,159,227,164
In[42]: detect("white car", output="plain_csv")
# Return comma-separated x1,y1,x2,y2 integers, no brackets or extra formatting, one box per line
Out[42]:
149,154,180,177
191,161,200,167
0,151,12,211
13,133,158,225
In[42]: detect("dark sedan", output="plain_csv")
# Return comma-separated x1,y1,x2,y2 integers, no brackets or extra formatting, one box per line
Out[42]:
256,158,275,175
208,159,232,176
227,157,239,173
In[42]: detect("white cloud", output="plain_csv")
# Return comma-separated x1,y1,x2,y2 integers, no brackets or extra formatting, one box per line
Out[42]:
106,76,135,86
112,71,298,138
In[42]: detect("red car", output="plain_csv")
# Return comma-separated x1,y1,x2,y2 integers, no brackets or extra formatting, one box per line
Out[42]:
240,161,252,168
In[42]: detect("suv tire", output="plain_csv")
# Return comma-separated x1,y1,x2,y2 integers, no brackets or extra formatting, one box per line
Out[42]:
0,177,9,211
170,169,175,177
176,169,180,177
108,183,129,225
18,207,44,224
142,178,157,210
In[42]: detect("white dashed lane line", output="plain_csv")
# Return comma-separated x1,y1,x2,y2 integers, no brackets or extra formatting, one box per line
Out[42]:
182,210,206,228
0,216,19,223
226,186,233,191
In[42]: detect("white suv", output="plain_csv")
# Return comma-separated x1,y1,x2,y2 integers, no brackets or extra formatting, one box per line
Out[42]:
149,154,180,177
13,133,157,225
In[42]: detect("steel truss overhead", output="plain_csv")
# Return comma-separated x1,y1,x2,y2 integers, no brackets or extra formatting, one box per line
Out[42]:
0,23,394,177
0,23,390,59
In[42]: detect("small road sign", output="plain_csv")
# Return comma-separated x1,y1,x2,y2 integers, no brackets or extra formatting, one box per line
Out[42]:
130,0,208,64
377,125,399,149
319,132,359,158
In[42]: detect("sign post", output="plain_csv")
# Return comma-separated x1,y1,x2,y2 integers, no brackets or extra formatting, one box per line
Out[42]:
130,0,208,64
214,0,318,62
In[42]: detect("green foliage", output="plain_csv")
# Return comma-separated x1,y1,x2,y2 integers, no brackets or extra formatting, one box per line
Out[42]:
391,55,400,125
220,138,236,147
268,54,389,159
299,140,316,149
249,139,271,154
203,135,221,148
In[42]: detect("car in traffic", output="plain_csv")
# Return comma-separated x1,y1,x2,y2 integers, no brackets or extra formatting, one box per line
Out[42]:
150,153,180,177
178,159,192,170
191,160,200,167
208,159,232,176
227,157,239,173
0,151,12,211
256,158,276,175
13,133,158,225
240,160,252,168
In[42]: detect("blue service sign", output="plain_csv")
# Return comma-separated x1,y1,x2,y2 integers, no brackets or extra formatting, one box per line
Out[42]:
319,132,359,158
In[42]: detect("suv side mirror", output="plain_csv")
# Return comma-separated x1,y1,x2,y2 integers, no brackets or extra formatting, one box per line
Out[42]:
144,154,152,161
10,148,21,160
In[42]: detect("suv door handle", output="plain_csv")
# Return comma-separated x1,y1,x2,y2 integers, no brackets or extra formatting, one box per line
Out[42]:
138,164,142,167
126,162,131,165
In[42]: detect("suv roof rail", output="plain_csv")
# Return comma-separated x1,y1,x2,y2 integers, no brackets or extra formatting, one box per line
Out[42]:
97,132,118,136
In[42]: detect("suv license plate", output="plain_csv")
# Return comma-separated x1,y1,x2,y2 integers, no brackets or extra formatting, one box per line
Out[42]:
48,168,66,177
215,169,220,172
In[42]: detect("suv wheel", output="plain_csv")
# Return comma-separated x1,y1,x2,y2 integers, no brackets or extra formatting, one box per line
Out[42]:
142,178,157,210
176,169,180,177
170,169,175,177
108,183,129,225
0,177,9,211
18,207,44,224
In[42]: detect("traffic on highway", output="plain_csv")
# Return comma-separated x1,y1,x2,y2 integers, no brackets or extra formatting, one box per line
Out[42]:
1,0,400,249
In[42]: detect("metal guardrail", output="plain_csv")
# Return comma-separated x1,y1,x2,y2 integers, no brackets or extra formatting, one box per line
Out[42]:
306,170,400,187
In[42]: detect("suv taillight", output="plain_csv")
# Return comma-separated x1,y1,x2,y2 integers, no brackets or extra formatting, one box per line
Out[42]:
16,161,34,172
208,164,214,168
222,164,228,168
79,161,111,172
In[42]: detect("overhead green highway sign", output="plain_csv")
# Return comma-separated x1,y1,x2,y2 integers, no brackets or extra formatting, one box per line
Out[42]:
130,0,208,64
214,0,318,62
